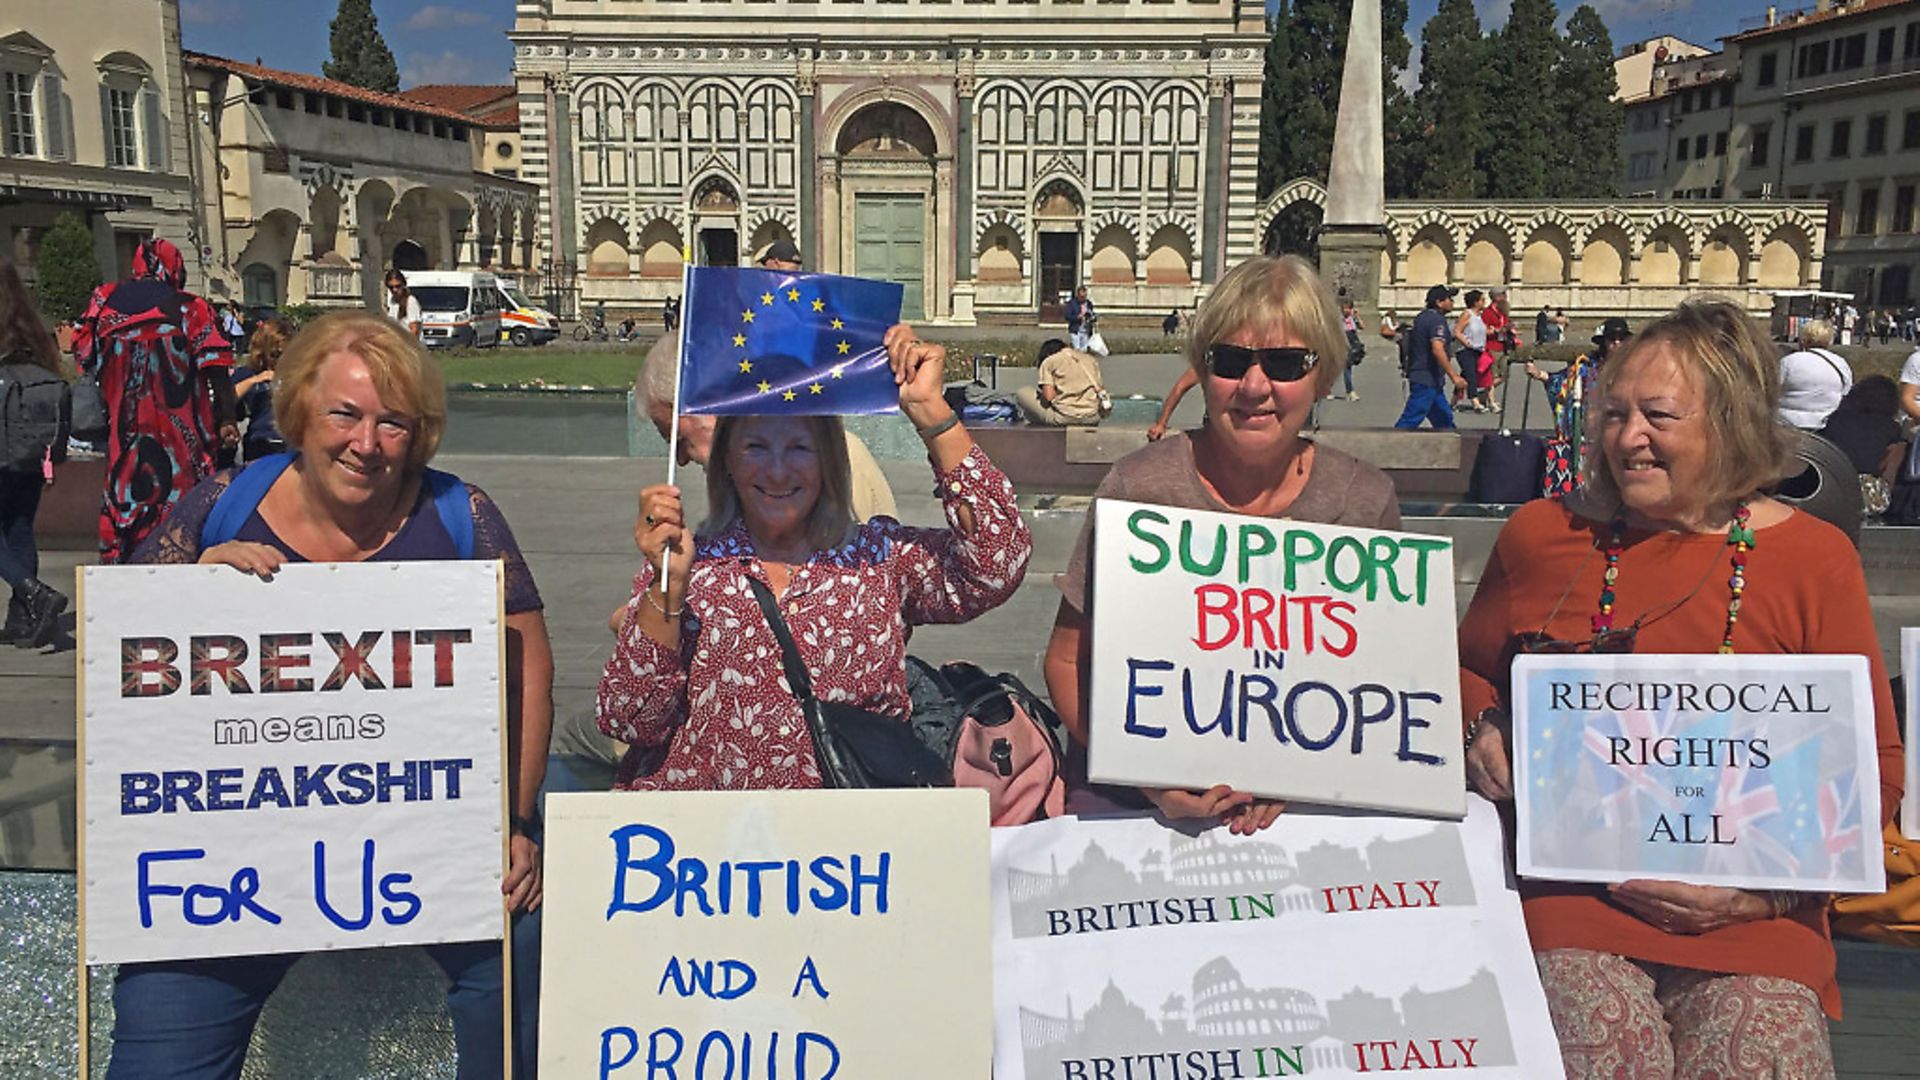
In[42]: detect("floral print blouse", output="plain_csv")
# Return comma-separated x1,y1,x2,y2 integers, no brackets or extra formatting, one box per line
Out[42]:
598,445,1031,790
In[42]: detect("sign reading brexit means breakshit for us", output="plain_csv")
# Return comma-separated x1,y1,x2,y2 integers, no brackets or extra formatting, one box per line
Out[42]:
991,799,1567,1080
1512,653,1884,893
80,563,507,966
1088,499,1464,817
537,789,991,1080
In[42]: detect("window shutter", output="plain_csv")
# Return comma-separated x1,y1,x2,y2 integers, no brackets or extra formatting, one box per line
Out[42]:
39,70,66,160
99,82,114,164
142,85,169,172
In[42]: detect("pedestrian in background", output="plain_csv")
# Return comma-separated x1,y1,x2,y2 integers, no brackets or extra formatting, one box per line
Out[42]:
0,259,71,649
382,269,422,338
1394,284,1466,430
1065,285,1096,352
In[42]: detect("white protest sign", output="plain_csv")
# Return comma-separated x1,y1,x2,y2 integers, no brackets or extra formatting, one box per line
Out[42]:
1512,653,1883,892
1904,628,1918,842
80,562,506,965
992,800,1564,1080
1088,498,1463,817
538,789,991,1080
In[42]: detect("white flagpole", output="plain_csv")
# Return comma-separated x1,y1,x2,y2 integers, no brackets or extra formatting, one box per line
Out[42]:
661,245,695,584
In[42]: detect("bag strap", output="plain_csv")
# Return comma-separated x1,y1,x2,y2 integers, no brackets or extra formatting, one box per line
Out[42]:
201,453,475,559
1811,349,1852,390
746,577,816,700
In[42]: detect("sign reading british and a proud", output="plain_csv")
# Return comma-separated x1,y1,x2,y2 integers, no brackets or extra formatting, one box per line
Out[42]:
80,563,508,965
1512,653,1884,893
1087,500,1465,817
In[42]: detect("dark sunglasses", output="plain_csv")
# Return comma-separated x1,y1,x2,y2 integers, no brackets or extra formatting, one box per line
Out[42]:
1513,626,1639,655
1206,344,1319,383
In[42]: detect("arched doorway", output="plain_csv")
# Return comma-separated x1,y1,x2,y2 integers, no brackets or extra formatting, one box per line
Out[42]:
1261,201,1323,262
833,100,940,320
693,175,741,267
391,240,429,272
1033,179,1084,321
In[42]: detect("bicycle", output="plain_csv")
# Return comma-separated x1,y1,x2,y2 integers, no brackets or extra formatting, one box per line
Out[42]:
572,314,610,342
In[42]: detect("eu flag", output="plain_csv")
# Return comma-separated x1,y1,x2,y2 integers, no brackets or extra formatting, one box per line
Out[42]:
676,267,904,416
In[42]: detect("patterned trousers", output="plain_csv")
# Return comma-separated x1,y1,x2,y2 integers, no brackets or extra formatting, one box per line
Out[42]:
1537,949,1834,1079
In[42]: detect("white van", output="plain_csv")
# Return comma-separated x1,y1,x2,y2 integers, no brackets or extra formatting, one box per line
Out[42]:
405,271,503,349
493,280,560,346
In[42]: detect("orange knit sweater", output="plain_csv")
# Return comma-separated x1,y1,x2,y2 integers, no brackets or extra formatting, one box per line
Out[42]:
1457,499,1903,1018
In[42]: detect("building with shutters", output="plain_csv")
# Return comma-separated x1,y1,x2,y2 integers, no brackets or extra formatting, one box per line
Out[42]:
2,0,202,292
509,0,1269,324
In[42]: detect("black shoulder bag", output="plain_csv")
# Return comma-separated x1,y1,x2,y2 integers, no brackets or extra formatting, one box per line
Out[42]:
745,577,951,789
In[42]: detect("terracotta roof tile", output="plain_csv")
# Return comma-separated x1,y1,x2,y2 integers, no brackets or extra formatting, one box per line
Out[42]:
184,52,474,125
396,84,516,117
1728,0,1915,43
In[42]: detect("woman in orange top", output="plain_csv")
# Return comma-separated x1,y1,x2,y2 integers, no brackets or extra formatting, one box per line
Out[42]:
1458,298,1902,1078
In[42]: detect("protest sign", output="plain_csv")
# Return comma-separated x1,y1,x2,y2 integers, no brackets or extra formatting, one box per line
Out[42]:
79,563,506,965
1905,628,1918,842
991,800,1564,1080
538,789,991,1079
1087,498,1463,817
1512,653,1883,892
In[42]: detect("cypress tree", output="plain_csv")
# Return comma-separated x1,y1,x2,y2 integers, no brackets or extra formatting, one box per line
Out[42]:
1553,5,1624,197
323,0,400,93
1482,0,1560,199
1412,0,1491,199
1257,0,1419,199
1258,7,1299,200
33,213,103,324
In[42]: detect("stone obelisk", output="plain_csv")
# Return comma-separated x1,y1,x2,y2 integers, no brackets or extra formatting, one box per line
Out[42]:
1318,0,1390,328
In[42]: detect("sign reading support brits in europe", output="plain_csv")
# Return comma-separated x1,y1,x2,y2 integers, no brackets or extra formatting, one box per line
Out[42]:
538,789,991,1079
1088,499,1464,817
991,800,1566,1079
1512,653,1883,892
79,562,507,965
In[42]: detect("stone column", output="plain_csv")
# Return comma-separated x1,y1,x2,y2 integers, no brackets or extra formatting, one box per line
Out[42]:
1223,75,1262,267
1201,77,1227,283
796,48,818,264
549,76,579,270
951,48,978,325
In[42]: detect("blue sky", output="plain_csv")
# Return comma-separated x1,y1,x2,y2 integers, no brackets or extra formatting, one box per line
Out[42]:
180,0,1747,91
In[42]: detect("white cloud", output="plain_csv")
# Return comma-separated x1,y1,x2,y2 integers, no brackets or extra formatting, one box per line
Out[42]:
402,5,492,32
181,0,246,25
400,50,503,87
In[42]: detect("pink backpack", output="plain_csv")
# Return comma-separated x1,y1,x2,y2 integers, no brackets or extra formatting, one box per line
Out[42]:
906,659,1068,826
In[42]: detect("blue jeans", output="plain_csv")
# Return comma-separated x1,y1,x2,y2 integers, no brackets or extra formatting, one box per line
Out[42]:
108,914,542,1079
1071,327,1090,351
0,469,42,588
1394,382,1457,430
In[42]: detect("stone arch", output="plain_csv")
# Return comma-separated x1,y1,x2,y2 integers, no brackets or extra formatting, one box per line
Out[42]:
833,100,939,160
1088,207,1139,250
1403,223,1453,285
1697,207,1755,250
307,185,344,261
1520,223,1573,286
1462,222,1512,285
1756,223,1811,287
1462,208,1518,244
1261,200,1323,259
748,216,796,264
1252,178,1327,243
1391,207,1460,258
238,208,300,305
974,206,1025,246
1033,175,1086,219
585,215,631,276
1580,223,1631,286
1144,223,1193,286
635,216,682,278
1698,223,1749,286
977,218,1025,283
1576,208,1635,251
1088,220,1137,284
1638,220,1692,286
1523,208,1577,242
822,84,952,158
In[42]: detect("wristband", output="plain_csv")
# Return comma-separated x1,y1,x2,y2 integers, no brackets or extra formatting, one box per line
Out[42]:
915,411,961,439
1464,706,1504,751
509,811,542,837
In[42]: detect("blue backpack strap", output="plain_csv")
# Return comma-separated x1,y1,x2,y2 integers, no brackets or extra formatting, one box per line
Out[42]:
199,452,297,549
422,468,474,560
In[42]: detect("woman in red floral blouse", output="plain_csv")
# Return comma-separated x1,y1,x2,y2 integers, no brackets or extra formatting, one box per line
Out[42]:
597,325,1033,790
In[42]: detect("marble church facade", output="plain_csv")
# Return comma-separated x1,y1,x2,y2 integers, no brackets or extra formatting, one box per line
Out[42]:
509,0,1268,323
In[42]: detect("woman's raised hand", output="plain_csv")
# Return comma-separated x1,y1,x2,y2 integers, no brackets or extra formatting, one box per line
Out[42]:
882,324,950,424
198,540,286,580
635,484,692,594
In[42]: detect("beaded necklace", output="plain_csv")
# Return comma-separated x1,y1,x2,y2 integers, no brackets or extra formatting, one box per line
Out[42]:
1594,501,1753,654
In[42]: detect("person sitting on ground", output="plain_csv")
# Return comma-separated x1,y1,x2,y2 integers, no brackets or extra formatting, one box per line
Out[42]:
230,317,293,462
598,324,1032,791
1776,319,1853,431
1460,298,1902,1078
1045,255,1400,834
1016,338,1108,427
1163,309,1181,336
113,310,550,1079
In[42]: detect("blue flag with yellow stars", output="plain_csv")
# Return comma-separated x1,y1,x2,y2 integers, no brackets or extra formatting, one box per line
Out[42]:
677,266,905,416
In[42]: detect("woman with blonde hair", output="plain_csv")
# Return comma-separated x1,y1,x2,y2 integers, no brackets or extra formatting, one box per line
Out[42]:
230,316,293,460
0,257,70,648
1043,255,1402,833
1777,318,1852,430
1458,298,1902,1077
113,310,551,1079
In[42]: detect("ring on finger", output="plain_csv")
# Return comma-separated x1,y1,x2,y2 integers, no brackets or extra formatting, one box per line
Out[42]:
645,514,656,525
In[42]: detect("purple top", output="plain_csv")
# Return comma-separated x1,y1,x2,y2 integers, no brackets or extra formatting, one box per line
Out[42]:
130,466,544,615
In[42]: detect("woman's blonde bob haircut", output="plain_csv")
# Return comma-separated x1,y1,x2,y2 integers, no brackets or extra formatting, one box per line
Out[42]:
1795,318,1835,349
700,414,857,552
1184,255,1347,399
273,310,448,473
1584,297,1796,515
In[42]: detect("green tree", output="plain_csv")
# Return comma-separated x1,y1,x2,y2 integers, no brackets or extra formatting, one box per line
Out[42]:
1412,0,1491,199
1256,0,1417,200
1552,4,1624,197
1482,0,1560,199
323,0,399,93
1257,6,1299,200
33,213,102,323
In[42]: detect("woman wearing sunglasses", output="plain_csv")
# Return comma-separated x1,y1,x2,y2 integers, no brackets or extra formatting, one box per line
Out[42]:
1043,255,1401,834
1457,299,1902,1077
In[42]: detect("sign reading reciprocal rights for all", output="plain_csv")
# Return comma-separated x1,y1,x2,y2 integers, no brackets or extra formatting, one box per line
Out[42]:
1088,499,1464,818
